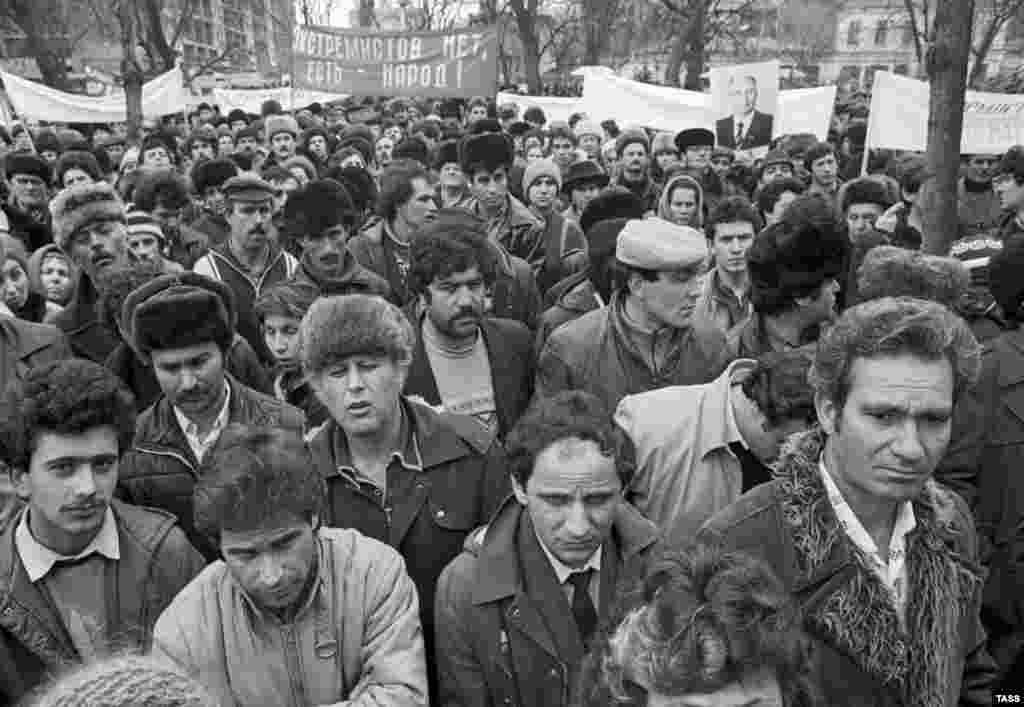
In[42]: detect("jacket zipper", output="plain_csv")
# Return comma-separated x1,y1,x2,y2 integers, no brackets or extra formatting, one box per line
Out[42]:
134,446,199,477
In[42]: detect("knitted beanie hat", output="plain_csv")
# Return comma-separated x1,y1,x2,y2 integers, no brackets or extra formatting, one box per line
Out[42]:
522,158,562,194
265,114,299,141
126,209,166,243
32,655,217,707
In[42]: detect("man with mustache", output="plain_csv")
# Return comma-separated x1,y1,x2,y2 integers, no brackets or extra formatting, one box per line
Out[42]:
48,182,130,363
117,273,305,561
193,174,299,363
435,391,659,707
612,130,661,214
403,222,534,438
0,359,205,704
536,216,730,413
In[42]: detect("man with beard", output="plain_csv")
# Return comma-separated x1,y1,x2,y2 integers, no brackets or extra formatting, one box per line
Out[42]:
403,223,534,438
536,217,730,413
234,125,261,157
613,130,661,214
263,114,298,167
48,182,130,363
0,359,205,705
193,174,299,363
2,153,53,252
282,179,390,300
348,161,437,305
117,273,304,560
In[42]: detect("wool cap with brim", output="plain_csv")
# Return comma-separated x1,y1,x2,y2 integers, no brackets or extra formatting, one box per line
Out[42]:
265,114,299,140
579,186,646,235
50,182,125,253
616,217,707,271
227,108,249,124
126,209,165,243
124,272,236,361
222,174,276,203
522,158,562,194
3,153,50,182
563,160,609,193
761,149,793,170
675,128,715,153
459,132,514,173
235,125,261,141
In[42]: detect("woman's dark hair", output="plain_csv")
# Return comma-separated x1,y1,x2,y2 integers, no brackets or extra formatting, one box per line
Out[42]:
194,425,325,541
576,544,818,707
0,359,136,471
132,168,190,211
407,219,497,297
506,391,634,488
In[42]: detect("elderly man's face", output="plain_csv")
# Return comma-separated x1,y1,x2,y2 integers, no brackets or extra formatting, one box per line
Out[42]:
731,77,758,115
311,355,406,439
7,173,48,209
818,354,954,509
512,437,622,568
68,219,128,281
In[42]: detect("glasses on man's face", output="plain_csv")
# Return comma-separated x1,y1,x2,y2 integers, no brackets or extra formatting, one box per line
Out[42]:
12,176,45,189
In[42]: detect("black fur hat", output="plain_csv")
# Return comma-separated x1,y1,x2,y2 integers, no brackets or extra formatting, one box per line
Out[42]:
458,132,514,174
282,178,357,238
124,272,236,361
434,140,461,171
579,186,646,235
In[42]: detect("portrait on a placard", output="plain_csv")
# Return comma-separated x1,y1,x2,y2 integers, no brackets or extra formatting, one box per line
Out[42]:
712,61,779,151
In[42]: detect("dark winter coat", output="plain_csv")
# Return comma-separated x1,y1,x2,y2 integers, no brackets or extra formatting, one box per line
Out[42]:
0,501,205,704
117,377,305,561
699,427,996,707
434,498,659,707
48,274,119,365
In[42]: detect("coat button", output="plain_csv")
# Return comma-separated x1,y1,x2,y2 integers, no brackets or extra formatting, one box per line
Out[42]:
436,509,446,519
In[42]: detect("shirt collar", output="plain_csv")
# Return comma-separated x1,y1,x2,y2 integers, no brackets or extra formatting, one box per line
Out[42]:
332,403,423,483
818,457,916,558
16,507,120,583
534,525,602,585
173,382,232,445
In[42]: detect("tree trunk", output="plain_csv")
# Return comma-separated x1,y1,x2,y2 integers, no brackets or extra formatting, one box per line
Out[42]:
510,4,542,93
664,35,686,86
120,0,143,141
921,0,974,255
681,7,706,90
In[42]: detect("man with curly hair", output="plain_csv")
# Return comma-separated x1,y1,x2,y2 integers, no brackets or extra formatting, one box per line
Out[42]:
403,220,534,438
0,359,205,704
701,297,997,706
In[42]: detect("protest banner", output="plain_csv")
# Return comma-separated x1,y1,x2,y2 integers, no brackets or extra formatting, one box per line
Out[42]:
292,25,497,97
867,71,1024,154
496,91,578,125
210,87,348,115
577,73,834,141
0,66,187,122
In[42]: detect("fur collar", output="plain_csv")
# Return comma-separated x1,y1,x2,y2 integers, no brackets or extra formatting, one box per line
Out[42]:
775,428,983,707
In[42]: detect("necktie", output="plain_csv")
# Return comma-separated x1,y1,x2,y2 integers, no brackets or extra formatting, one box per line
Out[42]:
736,121,745,146
567,569,597,645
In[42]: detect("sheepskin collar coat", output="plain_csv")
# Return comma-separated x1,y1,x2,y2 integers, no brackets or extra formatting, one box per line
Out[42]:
700,427,996,707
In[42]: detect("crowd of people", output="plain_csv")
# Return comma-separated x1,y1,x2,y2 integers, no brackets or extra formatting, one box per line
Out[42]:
0,90,1020,706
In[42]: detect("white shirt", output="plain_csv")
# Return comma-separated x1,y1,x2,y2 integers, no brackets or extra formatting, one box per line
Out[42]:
173,383,231,463
819,458,916,618
15,507,120,582
535,529,602,610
